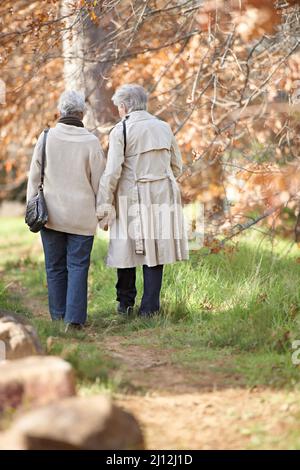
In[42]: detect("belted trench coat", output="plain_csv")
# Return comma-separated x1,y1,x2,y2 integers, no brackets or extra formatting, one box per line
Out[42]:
98,110,189,268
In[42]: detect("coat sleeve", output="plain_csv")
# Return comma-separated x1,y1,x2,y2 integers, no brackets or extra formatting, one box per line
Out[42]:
97,125,124,223
89,139,106,196
26,132,44,202
170,132,183,178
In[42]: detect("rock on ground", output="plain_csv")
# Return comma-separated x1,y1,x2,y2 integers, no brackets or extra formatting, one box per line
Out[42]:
0,310,43,360
0,356,76,412
0,395,144,450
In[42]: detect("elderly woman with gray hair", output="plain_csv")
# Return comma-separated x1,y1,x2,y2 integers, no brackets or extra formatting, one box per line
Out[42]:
27,90,105,331
98,84,189,317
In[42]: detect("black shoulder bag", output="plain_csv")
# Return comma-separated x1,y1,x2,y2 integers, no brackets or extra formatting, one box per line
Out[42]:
25,128,49,233
122,115,128,154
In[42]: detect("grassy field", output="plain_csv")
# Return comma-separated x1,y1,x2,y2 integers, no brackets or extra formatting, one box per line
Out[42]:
2,217,300,449
1,216,300,390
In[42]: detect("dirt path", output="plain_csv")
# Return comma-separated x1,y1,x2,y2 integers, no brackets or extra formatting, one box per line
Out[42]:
102,334,300,449
102,333,245,394
115,390,300,449
3,280,300,449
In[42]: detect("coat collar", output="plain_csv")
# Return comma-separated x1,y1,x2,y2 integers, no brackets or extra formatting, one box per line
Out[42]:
125,110,157,124
54,123,93,136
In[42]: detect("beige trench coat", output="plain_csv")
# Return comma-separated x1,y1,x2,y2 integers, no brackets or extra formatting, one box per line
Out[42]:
98,110,189,268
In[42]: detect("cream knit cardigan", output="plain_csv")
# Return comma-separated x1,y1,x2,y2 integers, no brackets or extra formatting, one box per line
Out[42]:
27,123,106,236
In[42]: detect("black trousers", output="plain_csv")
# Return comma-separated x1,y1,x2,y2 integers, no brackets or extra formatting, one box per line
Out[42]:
116,265,164,315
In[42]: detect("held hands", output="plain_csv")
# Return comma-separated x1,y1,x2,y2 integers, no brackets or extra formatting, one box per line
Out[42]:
97,203,116,232
98,215,110,231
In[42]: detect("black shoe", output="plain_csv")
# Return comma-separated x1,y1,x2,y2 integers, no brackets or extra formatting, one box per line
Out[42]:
117,303,134,316
138,310,159,318
64,322,84,333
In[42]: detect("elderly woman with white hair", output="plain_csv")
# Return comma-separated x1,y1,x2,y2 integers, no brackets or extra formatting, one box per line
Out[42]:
27,90,105,331
98,84,189,317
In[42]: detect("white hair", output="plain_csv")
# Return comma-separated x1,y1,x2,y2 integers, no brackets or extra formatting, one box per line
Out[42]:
112,84,148,112
58,90,85,117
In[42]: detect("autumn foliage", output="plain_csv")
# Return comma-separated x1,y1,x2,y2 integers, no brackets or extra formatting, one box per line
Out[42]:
1,0,300,240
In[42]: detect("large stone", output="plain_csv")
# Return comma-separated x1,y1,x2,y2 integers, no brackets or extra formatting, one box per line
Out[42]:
0,395,144,450
0,311,43,360
0,356,76,412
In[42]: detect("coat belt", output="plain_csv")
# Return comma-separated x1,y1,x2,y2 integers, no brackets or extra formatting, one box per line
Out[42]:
131,175,183,259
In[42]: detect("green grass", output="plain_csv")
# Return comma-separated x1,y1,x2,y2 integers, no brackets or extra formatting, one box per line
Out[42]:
1,217,300,390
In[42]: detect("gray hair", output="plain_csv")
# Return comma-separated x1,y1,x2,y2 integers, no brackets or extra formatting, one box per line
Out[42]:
112,84,148,112
58,90,85,117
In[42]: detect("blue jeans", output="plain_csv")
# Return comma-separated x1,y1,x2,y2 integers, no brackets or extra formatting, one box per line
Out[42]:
41,228,94,324
116,265,164,315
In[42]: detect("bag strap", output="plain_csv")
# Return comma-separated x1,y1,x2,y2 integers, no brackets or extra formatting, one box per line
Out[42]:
122,115,129,155
39,128,50,190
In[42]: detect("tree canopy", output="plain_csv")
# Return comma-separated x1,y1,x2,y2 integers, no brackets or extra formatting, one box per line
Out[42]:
1,0,300,240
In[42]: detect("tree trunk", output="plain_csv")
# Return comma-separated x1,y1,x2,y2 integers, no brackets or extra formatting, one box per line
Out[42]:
61,1,118,136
